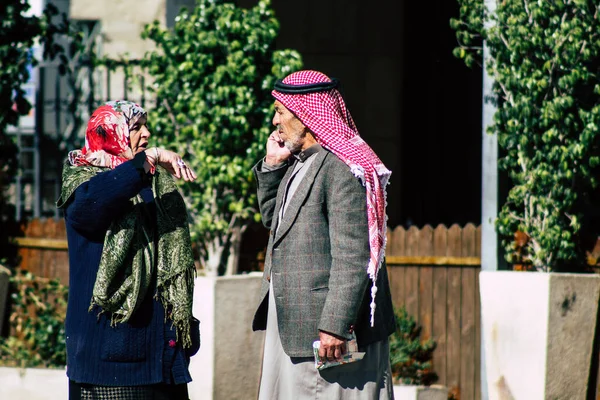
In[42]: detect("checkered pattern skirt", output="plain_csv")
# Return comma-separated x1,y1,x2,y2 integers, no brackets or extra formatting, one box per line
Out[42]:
69,381,189,400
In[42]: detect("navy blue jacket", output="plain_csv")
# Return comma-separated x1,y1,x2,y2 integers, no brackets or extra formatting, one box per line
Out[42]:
62,154,199,386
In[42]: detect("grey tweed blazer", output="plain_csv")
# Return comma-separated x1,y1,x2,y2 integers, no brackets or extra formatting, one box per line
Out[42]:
252,149,395,358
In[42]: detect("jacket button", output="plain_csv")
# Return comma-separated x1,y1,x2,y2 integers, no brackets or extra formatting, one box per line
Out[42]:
168,339,176,348
267,275,271,282
348,325,355,333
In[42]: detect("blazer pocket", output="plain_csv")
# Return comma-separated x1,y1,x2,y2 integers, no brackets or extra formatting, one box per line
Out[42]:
303,200,324,208
310,286,329,293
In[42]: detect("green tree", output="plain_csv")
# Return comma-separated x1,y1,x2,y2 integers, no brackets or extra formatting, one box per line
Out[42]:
451,1,600,271
0,1,62,266
142,0,302,275
0,1,40,266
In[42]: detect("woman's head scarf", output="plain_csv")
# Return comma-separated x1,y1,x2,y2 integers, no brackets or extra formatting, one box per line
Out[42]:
272,70,391,326
68,100,147,168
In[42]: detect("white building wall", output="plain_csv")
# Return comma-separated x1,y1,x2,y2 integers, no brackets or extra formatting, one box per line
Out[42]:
70,0,167,59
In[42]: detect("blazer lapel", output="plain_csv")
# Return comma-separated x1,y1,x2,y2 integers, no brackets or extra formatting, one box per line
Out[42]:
274,151,329,244
270,162,296,235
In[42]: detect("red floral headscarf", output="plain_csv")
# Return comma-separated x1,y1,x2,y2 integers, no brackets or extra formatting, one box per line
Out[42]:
272,70,391,326
68,100,147,168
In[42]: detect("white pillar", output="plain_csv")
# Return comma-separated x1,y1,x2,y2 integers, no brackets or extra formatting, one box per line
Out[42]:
480,1,498,398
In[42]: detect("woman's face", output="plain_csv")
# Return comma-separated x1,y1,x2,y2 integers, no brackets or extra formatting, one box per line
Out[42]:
129,114,150,155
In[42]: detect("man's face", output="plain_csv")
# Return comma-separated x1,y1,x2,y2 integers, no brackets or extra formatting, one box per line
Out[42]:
129,114,150,155
272,100,308,153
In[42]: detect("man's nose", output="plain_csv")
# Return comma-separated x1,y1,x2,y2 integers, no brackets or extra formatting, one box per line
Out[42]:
272,113,279,126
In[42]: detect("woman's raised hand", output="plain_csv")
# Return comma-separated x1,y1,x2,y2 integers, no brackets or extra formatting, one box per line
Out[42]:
146,147,197,182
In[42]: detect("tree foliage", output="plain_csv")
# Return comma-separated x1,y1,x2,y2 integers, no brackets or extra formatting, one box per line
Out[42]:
0,1,63,265
141,0,302,275
450,0,485,68
452,1,600,271
0,1,40,266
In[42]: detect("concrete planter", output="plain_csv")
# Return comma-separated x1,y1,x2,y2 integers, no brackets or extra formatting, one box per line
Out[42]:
480,271,600,400
0,366,67,399
393,384,448,400
188,273,265,400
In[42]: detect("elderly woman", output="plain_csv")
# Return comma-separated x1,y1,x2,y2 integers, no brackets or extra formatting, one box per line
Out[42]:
57,101,200,400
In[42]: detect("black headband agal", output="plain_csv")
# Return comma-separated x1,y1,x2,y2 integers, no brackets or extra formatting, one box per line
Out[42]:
274,78,339,94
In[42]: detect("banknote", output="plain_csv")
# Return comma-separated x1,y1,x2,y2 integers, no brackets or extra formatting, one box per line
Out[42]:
312,334,365,370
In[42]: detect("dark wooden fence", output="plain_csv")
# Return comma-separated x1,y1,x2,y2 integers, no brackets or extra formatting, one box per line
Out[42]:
14,218,69,286
12,219,483,399
386,224,481,400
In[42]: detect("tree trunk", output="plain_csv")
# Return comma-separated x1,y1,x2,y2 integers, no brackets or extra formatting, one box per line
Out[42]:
202,221,249,276
224,224,247,276
204,236,226,277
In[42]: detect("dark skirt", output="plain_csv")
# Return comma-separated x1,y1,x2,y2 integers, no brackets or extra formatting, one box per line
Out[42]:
69,380,189,400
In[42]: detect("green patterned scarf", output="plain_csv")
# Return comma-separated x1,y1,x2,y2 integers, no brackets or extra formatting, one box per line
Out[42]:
57,162,196,347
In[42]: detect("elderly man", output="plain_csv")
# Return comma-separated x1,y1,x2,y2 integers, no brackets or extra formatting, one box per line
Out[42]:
252,70,396,399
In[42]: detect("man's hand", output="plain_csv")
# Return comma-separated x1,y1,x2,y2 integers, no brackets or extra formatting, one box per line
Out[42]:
318,330,347,362
265,131,292,166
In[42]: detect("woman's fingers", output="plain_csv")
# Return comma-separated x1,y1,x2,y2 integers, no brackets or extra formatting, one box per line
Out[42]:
153,148,196,181
145,148,197,181
171,159,181,179
186,166,197,181
176,159,196,182
180,164,196,182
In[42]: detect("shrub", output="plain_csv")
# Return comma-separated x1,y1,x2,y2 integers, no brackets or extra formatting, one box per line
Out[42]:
0,270,67,368
389,307,437,385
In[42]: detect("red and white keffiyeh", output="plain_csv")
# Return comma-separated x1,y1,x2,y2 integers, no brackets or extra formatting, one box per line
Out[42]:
272,70,391,326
